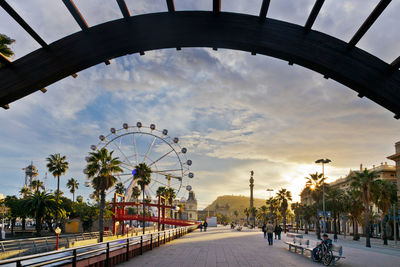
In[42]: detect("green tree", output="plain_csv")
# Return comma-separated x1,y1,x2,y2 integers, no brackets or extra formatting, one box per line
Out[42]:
133,163,152,234
23,191,64,236
66,178,79,202
301,204,314,234
351,169,379,247
46,153,69,225
4,196,19,235
370,179,398,245
304,172,325,239
131,186,141,213
30,180,45,193
244,208,250,225
344,189,364,240
76,195,84,203
86,148,122,242
233,210,239,223
258,205,268,224
166,188,176,218
291,202,301,233
276,188,292,232
19,186,31,198
0,34,15,67
115,182,125,195
266,197,278,223
326,187,345,240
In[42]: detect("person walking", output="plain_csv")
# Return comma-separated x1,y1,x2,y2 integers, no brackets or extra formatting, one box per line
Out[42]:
199,222,203,232
262,223,267,239
277,225,282,240
266,221,274,245
203,221,208,232
274,224,279,239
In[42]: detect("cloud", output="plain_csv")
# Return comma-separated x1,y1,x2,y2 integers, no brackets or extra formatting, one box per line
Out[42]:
0,1,399,208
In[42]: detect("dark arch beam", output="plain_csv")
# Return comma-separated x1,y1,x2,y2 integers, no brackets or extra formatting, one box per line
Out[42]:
0,11,399,117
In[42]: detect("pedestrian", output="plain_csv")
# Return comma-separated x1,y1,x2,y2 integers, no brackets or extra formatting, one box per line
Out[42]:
199,222,203,232
262,223,267,239
266,221,274,245
274,224,279,239
277,225,282,240
203,221,208,232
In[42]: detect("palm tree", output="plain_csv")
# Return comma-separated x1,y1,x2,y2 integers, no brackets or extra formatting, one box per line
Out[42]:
114,182,125,195
291,202,301,233
266,197,278,223
371,179,398,245
46,153,69,225
66,178,79,202
304,172,325,239
133,163,152,234
19,186,31,198
166,188,176,218
131,186,141,214
0,34,15,66
259,205,268,224
30,180,45,193
233,210,239,223
86,148,122,242
244,208,250,225
326,187,345,240
351,169,379,248
301,204,314,234
23,191,63,236
344,189,364,240
276,188,292,233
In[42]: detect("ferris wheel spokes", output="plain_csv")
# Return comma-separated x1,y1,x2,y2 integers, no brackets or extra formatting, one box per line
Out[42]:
148,149,174,167
111,141,135,168
143,136,157,164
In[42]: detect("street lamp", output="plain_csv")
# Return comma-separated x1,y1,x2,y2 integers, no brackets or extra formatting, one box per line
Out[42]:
315,158,331,235
266,189,274,221
55,227,61,250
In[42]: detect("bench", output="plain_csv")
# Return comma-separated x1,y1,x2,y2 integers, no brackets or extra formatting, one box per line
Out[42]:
305,243,345,266
236,226,242,231
284,235,309,256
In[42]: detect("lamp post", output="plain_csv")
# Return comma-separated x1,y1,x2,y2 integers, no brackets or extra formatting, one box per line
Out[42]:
266,189,274,221
315,158,331,235
55,227,61,250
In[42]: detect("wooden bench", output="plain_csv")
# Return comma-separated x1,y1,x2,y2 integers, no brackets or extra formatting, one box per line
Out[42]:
305,243,345,266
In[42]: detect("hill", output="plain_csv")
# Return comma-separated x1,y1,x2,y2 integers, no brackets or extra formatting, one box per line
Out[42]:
202,195,266,216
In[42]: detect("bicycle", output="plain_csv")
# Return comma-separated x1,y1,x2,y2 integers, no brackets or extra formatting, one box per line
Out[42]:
312,242,333,266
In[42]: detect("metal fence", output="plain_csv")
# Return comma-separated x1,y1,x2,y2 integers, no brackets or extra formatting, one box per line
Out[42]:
0,226,197,266
0,231,113,258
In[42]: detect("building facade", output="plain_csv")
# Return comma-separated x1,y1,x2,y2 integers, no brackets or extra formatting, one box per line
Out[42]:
387,141,400,197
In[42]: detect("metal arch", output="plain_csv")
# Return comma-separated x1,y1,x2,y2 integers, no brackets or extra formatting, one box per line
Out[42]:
0,11,399,118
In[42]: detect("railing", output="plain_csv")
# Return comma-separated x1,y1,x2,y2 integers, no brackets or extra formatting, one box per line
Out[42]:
0,226,197,266
0,231,113,257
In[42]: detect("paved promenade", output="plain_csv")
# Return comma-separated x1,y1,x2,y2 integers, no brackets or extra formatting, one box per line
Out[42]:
119,226,400,267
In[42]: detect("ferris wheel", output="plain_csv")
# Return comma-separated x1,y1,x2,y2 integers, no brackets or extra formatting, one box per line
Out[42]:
87,122,194,201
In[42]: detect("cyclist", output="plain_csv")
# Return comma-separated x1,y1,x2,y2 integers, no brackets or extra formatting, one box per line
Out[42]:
312,234,332,262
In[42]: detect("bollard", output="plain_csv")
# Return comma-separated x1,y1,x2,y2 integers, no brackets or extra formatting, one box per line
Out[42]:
150,234,153,250
158,232,160,247
140,236,143,255
164,231,166,244
72,249,77,267
106,243,110,267
126,238,130,261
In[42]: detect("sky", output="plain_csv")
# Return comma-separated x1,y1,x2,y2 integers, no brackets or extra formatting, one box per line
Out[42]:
0,0,399,209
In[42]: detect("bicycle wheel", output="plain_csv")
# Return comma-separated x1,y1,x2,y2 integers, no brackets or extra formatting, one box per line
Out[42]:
322,250,333,266
311,248,322,262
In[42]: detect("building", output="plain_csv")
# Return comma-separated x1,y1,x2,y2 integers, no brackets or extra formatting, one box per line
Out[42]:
172,190,198,221
330,162,397,191
387,141,400,197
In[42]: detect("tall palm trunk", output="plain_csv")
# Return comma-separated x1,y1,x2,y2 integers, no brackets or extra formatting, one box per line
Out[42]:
35,215,41,236
72,190,75,202
333,213,338,240
56,175,60,226
142,190,145,234
283,212,287,233
22,217,26,230
364,201,371,247
382,215,388,245
99,190,105,242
